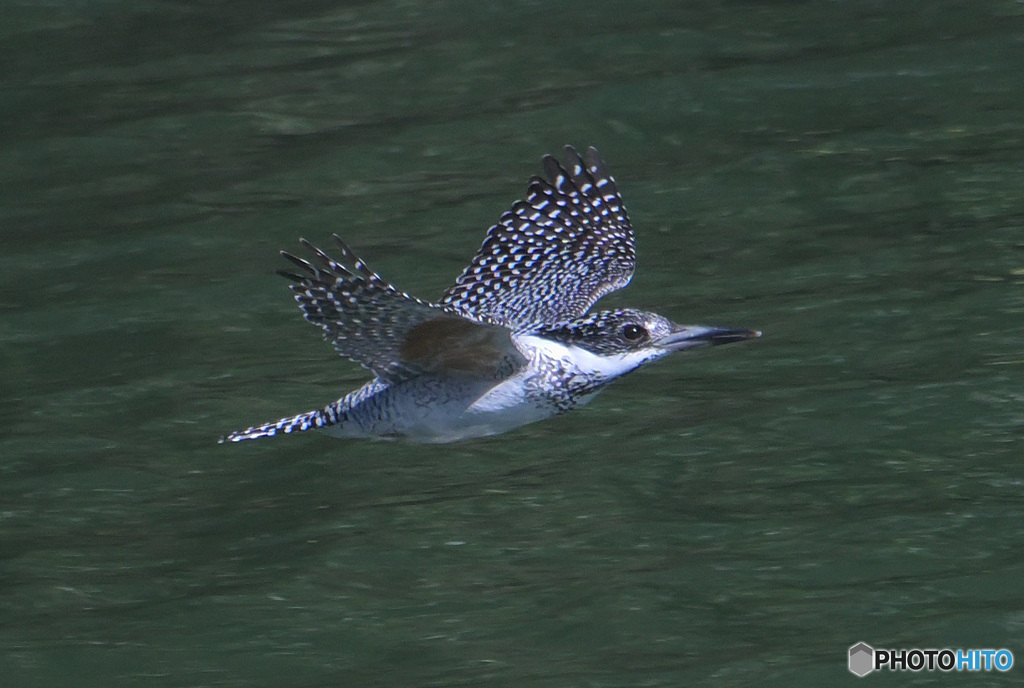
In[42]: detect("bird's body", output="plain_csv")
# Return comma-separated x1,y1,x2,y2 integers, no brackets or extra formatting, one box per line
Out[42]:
222,147,758,444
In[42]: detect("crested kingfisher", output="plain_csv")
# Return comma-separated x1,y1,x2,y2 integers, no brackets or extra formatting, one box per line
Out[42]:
222,146,759,444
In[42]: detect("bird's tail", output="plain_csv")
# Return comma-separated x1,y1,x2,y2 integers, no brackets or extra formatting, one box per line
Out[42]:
219,403,345,444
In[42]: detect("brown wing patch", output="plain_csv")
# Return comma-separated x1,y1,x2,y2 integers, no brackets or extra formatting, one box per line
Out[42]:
400,316,520,376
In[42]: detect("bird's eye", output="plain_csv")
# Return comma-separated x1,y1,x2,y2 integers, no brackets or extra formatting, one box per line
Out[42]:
622,323,647,341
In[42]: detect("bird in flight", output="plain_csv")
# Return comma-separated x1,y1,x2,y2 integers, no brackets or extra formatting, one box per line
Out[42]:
222,146,759,444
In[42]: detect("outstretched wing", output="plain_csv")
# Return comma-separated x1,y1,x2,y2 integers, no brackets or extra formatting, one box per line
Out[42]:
280,236,520,382
440,146,636,329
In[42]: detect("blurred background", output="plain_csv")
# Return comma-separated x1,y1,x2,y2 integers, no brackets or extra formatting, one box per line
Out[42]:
2,1,1022,686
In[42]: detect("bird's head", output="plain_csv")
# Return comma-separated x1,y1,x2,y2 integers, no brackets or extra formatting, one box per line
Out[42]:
523,308,760,380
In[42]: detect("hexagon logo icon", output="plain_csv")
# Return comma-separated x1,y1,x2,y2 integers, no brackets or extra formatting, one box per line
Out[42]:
849,642,874,677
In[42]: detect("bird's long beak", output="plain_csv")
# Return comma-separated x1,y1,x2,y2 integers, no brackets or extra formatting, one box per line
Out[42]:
656,324,762,352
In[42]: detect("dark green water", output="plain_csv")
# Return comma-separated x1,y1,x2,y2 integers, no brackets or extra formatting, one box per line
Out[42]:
3,2,1023,686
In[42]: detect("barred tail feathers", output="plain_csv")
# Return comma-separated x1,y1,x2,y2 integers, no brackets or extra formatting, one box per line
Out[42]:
219,403,347,443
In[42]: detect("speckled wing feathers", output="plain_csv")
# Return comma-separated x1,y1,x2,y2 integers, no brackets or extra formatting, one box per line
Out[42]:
440,146,635,328
280,236,516,382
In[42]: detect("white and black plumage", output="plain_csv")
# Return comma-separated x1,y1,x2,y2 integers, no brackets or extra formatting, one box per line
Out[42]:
221,146,759,444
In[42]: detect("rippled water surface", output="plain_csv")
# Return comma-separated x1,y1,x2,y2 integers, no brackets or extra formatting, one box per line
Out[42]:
3,2,1023,686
